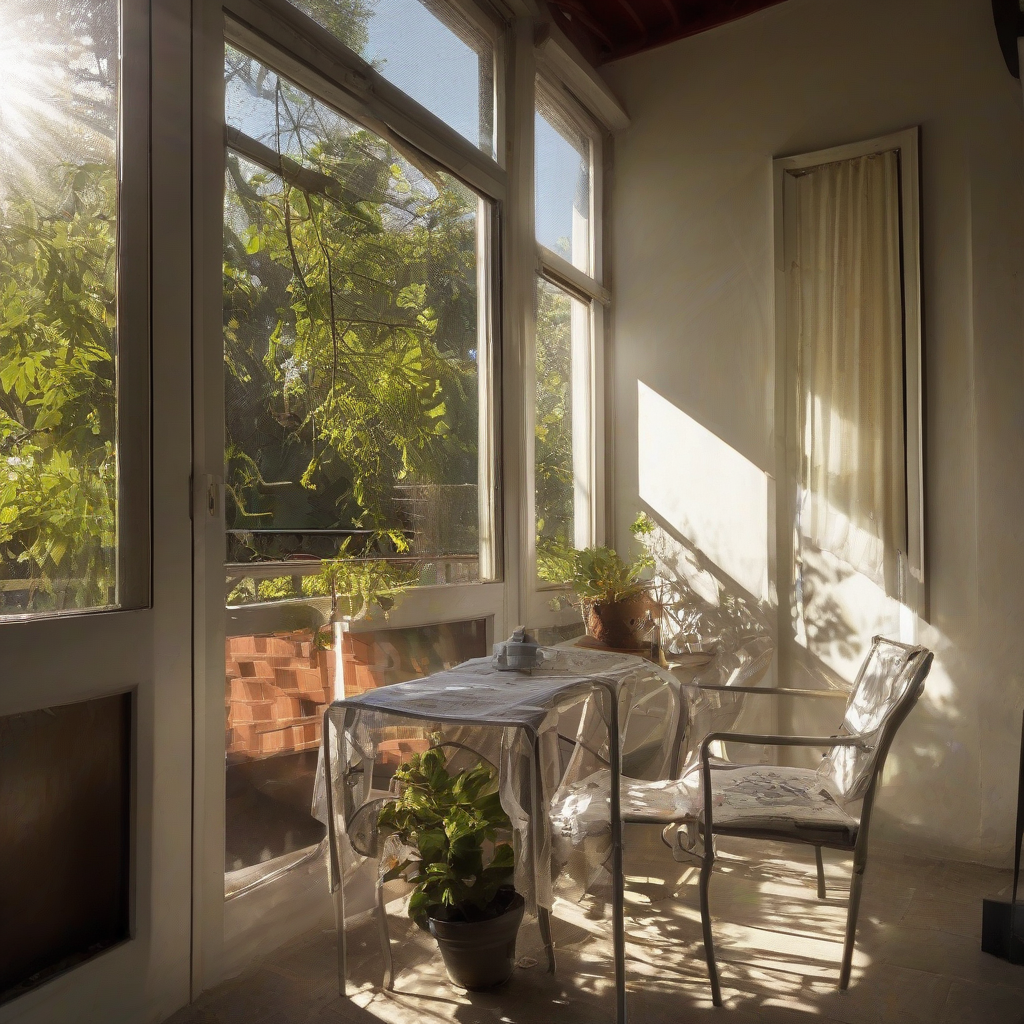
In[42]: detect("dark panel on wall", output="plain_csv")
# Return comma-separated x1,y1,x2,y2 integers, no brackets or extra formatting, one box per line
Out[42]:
0,692,132,1003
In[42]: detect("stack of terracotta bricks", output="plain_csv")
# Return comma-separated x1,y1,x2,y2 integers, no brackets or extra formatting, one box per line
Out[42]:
225,631,336,760
339,632,389,696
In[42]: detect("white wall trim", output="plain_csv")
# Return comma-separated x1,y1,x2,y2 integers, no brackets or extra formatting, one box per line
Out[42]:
534,22,629,132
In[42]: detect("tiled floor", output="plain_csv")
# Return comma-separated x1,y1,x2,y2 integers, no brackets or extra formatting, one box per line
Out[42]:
167,827,1024,1024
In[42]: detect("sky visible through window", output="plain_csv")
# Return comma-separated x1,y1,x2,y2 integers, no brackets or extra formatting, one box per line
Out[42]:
535,107,590,271
363,0,482,148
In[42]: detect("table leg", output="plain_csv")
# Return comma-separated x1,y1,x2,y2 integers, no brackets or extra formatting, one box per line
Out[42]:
324,706,350,999
333,882,347,998
538,905,556,973
376,873,395,990
608,687,627,1024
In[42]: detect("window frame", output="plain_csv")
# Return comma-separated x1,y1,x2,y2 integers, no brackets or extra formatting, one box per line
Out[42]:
0,0,152,621
772,126,925,637
193,0,514,985
527,72,608,627
191,0,624,991
221,2,506,598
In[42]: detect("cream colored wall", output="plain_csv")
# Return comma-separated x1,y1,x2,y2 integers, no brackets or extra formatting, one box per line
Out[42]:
603,0,1024,864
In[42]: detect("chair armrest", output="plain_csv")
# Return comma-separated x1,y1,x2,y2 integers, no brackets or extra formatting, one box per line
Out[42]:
688,684,847,699
699,731,867,758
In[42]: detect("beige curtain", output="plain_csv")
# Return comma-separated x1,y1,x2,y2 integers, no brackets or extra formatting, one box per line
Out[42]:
789,151,906,596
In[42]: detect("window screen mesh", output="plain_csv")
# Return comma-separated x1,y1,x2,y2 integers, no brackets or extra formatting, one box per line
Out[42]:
288,0,495,156
535,83,591,274
535,276,588,572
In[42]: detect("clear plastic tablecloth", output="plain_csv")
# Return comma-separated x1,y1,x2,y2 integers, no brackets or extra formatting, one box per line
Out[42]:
313,646,682,915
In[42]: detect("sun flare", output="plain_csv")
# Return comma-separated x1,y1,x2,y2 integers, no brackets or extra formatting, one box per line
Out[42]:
0,1,117,199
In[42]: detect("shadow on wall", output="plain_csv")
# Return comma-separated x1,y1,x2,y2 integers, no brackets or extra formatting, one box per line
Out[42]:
636,379,773,654
633,379,999,862
637,379,770,608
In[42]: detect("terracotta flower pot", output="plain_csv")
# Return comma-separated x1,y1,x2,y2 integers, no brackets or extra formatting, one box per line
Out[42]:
428,891,525,990
582,591,657,649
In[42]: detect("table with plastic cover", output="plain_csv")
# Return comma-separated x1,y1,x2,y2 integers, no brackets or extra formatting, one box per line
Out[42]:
318,645,684,1024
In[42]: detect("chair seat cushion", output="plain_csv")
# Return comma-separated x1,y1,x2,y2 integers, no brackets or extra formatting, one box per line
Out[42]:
549,763,858,845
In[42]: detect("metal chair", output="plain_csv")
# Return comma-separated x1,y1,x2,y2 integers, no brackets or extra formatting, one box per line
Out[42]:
549,635,932,1005
677,636,932,1004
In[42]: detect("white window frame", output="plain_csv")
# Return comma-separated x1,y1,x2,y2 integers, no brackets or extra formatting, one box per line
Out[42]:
526,73,608,628
772,127,925,645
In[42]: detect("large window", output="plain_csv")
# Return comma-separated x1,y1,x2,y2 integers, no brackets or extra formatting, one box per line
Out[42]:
223,45,497,598
533,78,604,591
218,9,501,905
0,0,146,617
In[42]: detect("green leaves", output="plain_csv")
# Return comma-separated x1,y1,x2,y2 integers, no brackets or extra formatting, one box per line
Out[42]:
315,534,417,621
377,749,516,929
221,110,480,551
537,535,655,606
0,163,117,612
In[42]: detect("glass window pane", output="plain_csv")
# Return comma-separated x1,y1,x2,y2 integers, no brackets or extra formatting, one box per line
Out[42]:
224,610,486,892
0,0,120,615
224,48,495,589
535,88,591,273
289,0,494,156
535,277,589,574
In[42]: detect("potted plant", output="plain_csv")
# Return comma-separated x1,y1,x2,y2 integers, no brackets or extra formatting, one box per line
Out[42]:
376,747,523,990
538,513,660,649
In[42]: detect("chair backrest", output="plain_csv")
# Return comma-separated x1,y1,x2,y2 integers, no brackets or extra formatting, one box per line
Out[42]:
817,636,933,802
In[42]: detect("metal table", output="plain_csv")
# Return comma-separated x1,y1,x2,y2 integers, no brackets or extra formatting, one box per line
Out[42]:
319,646,683,1024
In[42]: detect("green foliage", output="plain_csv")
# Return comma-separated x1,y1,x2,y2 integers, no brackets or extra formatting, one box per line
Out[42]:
223,59,480,556
537,511,657,605
534,280,574,557
290,0,373,55
376,747,515,928
630,511,656,539
315,535,418,620
0,163,117,611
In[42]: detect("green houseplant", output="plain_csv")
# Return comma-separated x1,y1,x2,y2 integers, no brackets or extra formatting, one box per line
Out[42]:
538,513,660,649
377,747,523,990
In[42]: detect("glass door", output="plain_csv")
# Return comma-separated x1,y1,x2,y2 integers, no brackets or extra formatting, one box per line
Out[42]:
196,0,508,977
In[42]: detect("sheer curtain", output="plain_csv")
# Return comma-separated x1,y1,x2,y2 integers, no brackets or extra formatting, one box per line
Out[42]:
789,151,906,598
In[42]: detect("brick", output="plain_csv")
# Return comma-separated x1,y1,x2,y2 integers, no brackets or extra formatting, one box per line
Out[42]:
274,665,327,693
295,688,329,704
237,659,277,679
351,664,384,692
259,636,305,657
227,636,259,656
378,738,430,765
273,694,305,719
230,699,276,724
228,677,276,702
254,716,322,755
231,722,259,750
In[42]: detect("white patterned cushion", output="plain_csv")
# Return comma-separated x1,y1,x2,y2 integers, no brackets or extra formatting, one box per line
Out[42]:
549,762,858,844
